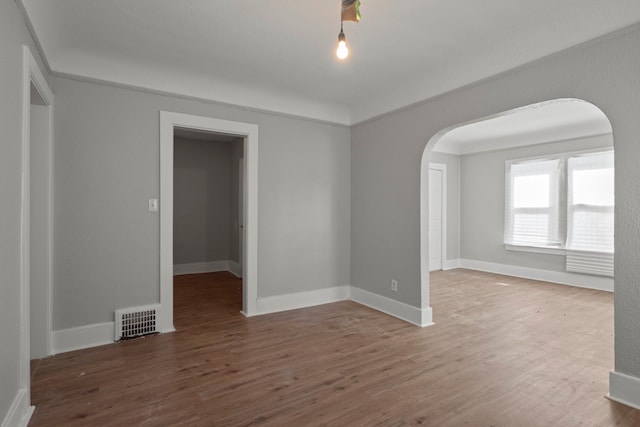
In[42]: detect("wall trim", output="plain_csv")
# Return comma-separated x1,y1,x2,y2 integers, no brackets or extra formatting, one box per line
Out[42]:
52,322,114,355
48,284,440,354
228,261,242,278
1,388,33,427
443,259,461,270
252,286,350,316
350,287,433,327
609,371,640,410
459,259,613,292
428,163,448,273
173,261,231,276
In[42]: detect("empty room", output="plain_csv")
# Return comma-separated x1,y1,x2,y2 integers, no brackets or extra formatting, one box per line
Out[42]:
3,1,640,426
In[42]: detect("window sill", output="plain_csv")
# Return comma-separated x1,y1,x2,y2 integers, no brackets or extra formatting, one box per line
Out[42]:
504,244,566,256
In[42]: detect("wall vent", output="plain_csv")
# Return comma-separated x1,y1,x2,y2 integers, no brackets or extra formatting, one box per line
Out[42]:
115,304,160,341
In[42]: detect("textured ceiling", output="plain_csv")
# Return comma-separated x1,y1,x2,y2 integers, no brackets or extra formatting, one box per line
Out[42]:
19,0,640,124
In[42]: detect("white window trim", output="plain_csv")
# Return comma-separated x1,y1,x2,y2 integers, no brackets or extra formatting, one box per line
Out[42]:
504,244,567,256
504,147,614,255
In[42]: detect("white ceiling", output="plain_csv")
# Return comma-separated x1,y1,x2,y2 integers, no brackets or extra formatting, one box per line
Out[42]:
19,0,640,125
435,99,612,155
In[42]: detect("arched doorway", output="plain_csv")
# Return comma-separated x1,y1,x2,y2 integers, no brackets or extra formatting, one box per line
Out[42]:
420,98,614,319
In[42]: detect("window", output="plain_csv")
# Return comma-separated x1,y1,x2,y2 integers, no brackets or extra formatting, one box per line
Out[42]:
566,151,614,253
504,149,614,275
505,158,562,248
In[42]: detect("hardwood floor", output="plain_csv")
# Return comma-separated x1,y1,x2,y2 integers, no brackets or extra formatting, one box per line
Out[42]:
29,270,640,426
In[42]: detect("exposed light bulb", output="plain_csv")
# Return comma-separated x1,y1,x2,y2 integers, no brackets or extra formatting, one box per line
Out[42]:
336,24,349,60
336,39,349,60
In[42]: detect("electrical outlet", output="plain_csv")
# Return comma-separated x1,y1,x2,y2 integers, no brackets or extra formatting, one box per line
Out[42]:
391,279,398,292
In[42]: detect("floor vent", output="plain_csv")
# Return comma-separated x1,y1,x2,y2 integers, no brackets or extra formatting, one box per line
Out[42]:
115,304,160,341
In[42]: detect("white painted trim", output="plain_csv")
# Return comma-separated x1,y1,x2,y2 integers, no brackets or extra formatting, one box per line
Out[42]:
45,284,439,354
253,286,350,316
505,244,566,256
19,45,32,409
52,322,115,355
350,287,434,327
419,152,431,309
609,371,640,410
428,163,447,272
418,142,438,326
26,45,55,359
443,259,461,270
228,261,242,278
1,388,33,427
160,111,259,331
459,259,613,292
18,45,54,419
173,261,231,276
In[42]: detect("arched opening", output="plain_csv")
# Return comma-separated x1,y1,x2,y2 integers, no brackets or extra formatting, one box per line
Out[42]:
420,98,614,319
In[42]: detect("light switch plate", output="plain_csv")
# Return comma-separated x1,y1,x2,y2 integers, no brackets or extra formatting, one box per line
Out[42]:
148,199,159,212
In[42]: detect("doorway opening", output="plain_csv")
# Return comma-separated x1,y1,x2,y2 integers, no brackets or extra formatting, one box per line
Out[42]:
421,98,615,317
172,129,244,323
159,112,259,333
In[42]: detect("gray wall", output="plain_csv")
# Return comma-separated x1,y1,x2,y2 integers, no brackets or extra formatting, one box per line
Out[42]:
428,151,461,262
173,137,232,265
351,25,640,379
460,134,612,270
228,138,243,264
0,0,50,420
52,76,351,330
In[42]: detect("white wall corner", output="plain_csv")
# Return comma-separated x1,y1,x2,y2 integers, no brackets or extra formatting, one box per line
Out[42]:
253,286,350,316
173,260,230,276
228,261,242,278
349,286,434,327
1,388,33,427
52,322,115,355
609,370,640,410
459,259,614,292
443,259,461,270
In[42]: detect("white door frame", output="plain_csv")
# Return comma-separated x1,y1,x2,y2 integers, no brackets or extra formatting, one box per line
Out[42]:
238,158,244,276
20,45,53,417
159,111,259,332
428,163,447,271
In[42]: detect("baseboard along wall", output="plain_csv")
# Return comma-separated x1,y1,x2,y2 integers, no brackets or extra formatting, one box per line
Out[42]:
1,388,33,427
254,286,350,316
52,322,115,355
173,260,237,276
50,258,614,355
609,370,640,410
439,258,613,292
350,286,433,327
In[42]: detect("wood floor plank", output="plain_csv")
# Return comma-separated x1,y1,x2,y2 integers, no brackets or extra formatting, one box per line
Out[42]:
29,269,640,426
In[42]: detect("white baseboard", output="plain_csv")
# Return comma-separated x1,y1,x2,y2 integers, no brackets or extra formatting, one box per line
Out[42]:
443,259,461,270
1,388,33,427
350,286,433,327
459,259,614,292
253,286,350,316
52,322,114,354
609,371,640,410
228,261,242,278
173,260,231,275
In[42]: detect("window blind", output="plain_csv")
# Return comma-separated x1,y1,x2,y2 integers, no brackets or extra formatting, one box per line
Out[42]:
566,151,614,276
504,158,562,247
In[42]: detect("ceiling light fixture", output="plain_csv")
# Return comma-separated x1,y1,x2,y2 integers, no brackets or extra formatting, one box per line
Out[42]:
336,0,361,61
336,22,349,60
